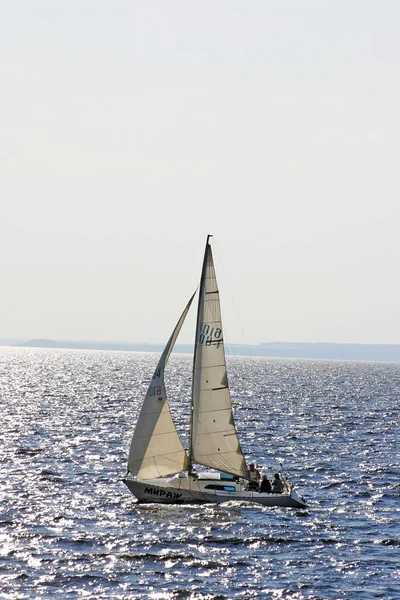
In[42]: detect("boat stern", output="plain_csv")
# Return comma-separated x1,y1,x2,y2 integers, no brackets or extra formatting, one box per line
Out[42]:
289,488,307,508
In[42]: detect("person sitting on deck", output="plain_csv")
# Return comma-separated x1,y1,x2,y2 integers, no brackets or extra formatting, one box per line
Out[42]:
259,474,272,493
271,472,284,493
248,463,260,490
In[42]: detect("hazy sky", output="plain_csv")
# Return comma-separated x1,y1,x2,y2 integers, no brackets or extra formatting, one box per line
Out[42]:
1,1,399,345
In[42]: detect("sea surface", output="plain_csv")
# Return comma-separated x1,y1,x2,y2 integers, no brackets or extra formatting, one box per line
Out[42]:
0,347,399,599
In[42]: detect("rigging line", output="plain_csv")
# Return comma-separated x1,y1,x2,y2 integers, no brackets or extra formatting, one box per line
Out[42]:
212,239,253,358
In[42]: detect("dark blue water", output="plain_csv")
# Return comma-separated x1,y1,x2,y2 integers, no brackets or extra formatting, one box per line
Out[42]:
1,347,399,599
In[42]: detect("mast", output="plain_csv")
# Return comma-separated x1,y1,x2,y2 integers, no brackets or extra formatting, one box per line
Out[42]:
188,234,212,475
189,235,248,478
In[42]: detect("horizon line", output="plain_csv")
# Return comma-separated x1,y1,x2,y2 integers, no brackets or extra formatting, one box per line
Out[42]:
2,337,400,348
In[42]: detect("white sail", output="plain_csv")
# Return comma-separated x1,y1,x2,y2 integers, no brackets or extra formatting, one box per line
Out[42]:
190,238,248,478
128,293,195,480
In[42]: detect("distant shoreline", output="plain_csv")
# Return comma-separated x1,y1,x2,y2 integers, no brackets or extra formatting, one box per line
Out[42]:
1,339,400,363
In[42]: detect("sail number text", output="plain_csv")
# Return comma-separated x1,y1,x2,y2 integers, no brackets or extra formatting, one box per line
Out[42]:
147,385,162,398
198,323,222,348
148,369,162,398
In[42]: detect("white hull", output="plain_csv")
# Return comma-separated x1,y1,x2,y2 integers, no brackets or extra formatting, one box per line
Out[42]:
123,473,306,508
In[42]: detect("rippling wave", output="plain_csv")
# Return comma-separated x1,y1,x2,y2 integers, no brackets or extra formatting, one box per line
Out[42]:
0,347,399,599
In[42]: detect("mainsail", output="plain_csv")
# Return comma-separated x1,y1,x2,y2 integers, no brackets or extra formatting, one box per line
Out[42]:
190,237,248,478
128,293,195,479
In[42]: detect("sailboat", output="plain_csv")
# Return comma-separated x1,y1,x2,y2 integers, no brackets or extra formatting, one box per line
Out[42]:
123,236,306,508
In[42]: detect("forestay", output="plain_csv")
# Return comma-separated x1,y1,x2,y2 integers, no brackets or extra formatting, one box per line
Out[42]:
191,240,248,478
128,294,195,479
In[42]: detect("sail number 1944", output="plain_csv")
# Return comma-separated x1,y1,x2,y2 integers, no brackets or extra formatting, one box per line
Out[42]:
198,323,222,348
147,368,162,399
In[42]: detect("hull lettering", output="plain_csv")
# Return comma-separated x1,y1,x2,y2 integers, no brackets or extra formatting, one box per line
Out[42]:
144,487,182,500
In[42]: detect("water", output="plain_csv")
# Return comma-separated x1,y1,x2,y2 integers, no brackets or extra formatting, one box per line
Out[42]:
0,347,399,599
